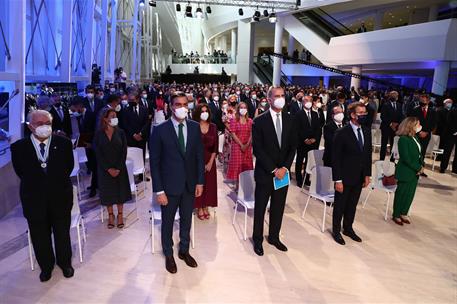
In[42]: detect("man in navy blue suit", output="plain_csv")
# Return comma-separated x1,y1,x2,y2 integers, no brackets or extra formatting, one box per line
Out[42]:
149,92,205,274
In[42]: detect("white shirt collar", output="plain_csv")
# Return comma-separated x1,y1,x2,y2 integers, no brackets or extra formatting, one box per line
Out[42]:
269,107,282,120
171,116,187,128
349,121,361,131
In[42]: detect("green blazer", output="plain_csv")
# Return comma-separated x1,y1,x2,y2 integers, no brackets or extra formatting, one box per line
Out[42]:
395,135,423,182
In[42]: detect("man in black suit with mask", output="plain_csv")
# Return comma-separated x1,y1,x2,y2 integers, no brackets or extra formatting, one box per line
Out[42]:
380,90,403,160
323,106,345,167
332,102,372,245
252,86,297,256
49,94,72,138
11,110,75,282
326,92,349,124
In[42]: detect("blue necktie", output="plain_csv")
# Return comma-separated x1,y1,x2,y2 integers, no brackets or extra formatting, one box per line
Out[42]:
357,128,364,151
39,143,46,158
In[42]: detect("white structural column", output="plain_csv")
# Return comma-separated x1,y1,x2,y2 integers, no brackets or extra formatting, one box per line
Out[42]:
431,61,450,96
60,0,73,82
6,0,26,142
84,0,95,79
374,10,384,30
231,28,237,63
99,0,109,82
272,17,284,86
368,80,375,90
350,66,362,90
236,20,255,83
130,0,139,81
220,35,227,52
108,0,118,80
287,33,294,57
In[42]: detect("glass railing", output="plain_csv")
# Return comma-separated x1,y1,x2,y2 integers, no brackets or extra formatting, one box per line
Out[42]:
172,55,235,64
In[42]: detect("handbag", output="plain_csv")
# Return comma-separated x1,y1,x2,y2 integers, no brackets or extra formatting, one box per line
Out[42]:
381,158,397,186
382,174,397,187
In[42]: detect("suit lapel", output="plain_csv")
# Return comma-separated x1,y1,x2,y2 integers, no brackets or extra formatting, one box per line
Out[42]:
167,119,185,158
185,121,193,155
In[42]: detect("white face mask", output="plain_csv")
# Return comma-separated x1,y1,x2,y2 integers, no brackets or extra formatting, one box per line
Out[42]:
273,98,285,109
236,91,241,95
200,112,209,121
188,102,195,110
333,113,344,123
239,108,248,116
110,88,116,93
109,117,119,127
261,102,267,107
34,125,52,139
142,94,148,99
316,102,322,109
415,125,422,133
70,111,81,118
222,104,228,110
87,93,94,99
174,107,188,120
213,96,220,102
304,101,312,109
251,95,257,100
115,104,121,112
121,99,128,106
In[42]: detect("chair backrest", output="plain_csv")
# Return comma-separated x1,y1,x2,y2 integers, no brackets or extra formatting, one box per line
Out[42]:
311,165,334,196
127,147,145,174
426,134,441,154
75,147,88,163
390,136,400,160
71,185,81,216
371,128,381,145
305,149,324,174
126,159,135,193
374,160,385,188
71,150,80,175
238,170,255,202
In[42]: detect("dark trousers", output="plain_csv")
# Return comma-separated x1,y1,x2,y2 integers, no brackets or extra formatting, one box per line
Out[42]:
27,208,72,272
295,146,313,186
380,127,395,160
441,135,457,172
253,180,288,244
161,190,194,257
332,183,363,233
86,147,98,189
418,134,431,161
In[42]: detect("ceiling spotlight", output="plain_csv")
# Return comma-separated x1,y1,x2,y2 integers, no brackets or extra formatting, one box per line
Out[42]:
263,9,269,17
206,6,211,14
196,7,203,18
238,8,244,16
148,0,156,7
269,12,277,23
185,3,192,17
139,0,145,7
254,10,261,18
252,15,260,22
176,3,181,11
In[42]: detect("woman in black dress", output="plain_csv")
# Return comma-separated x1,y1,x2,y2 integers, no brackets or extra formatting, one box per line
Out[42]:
94,108,132,228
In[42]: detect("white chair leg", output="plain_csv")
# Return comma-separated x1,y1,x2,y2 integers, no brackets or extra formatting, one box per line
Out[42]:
100,206,104,223
384,192,390,221
301,173,308,192
76,174,81,200
302,195,311,218
362,188,373,208
191,212,195,249
243,205,248,241
151,217,155,254
81,217,87,243
76,221,83,263
232,202,238,225
27,230,35,271
322,200,327,233
432,154,436,171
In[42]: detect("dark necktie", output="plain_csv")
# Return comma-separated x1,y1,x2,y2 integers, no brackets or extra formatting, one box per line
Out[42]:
90,101,94,112
135,106,139,116
178,123,185,153
357,128,364,151
307,111,311,125
392,102,396,111
57,107,64,121
39,143,46,158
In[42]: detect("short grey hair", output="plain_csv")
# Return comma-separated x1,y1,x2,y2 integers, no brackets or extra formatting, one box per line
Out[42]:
27,110,53,124
267,86,284,99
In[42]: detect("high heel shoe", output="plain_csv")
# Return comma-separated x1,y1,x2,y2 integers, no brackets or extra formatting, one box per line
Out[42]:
203,209,210,219
392,217,403,226
197,209,205,220
108,213,115,229
117,213,124,229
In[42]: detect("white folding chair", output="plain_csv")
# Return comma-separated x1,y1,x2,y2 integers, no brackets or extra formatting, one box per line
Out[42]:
232,170,255,240
127,147,146,194
302,166,335,232
427,135,444,171
372,129,382,153
75,147,88,164
70,150,82,200
28,186,86,270
100,160,139,226
301,149,324,192
362,160,397,220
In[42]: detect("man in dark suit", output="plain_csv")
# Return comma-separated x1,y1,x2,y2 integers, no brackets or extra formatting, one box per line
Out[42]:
252,86,297,256
322,106,345,167
121,90,150,157
312,96,326,147
11,110,75,282
440,99,457,173
359,92,376,129
140,89,154,120
288,92,304,116
380,91,403,160
294,95,321,187
326,92,349,123
411,93,437,176
82,85,104,197
247,91,259,119
150,92,205,273
332,102,372,245
49,94,72,138
207,92,225,133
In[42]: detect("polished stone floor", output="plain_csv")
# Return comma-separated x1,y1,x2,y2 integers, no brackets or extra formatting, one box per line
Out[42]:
0,158,456,303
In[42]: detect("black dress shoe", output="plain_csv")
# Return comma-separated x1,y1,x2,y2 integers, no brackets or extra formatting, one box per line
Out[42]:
343,230,362,242
332,232,346,245
61,266,74,278
253,244,264,256
267,239,288,252
439,169,446,173
178,252,198,268
420,172,428,177
165,256,177,274
39,270,52,282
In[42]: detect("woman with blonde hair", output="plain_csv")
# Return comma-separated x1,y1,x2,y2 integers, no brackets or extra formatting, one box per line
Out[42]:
392,117,424,225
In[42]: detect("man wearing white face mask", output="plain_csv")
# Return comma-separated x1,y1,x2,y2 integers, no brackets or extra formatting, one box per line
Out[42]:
149,92,205,274
323,106,345,167
252,86,297,256
11,110,75,282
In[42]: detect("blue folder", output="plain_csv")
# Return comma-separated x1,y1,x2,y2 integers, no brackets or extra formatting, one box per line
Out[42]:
273,170,290,190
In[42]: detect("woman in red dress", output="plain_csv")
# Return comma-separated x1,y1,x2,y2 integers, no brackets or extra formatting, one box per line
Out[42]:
226,102,253,191
193,104,218,220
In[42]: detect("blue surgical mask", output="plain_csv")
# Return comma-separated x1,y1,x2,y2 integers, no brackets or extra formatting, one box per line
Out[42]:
445,103,452,110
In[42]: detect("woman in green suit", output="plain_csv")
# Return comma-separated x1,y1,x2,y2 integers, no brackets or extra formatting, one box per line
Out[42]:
392,117,424,225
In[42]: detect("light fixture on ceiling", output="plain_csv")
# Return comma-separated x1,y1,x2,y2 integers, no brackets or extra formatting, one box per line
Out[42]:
139,0,145,7
206,6,211,14
176,3,181,11
238,8,244,16
263,9,269,17
196,6,203,18
254,7,261,18
269,9,277,23
148,0,156,7
185,3,192,17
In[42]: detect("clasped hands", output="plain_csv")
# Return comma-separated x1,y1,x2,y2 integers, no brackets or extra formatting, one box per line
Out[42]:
107,168,120,178
304,138,316,145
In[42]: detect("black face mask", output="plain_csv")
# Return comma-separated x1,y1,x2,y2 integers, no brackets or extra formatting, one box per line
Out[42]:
420,101,428,107
230,102,237,107
129,101,137,107
388,97,396,102
54,102,61,107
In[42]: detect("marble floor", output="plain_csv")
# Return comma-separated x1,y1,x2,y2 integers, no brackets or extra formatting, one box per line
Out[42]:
0,159,456,304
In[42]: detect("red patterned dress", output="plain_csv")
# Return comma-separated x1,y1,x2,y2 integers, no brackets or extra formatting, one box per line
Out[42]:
226,118,254,181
